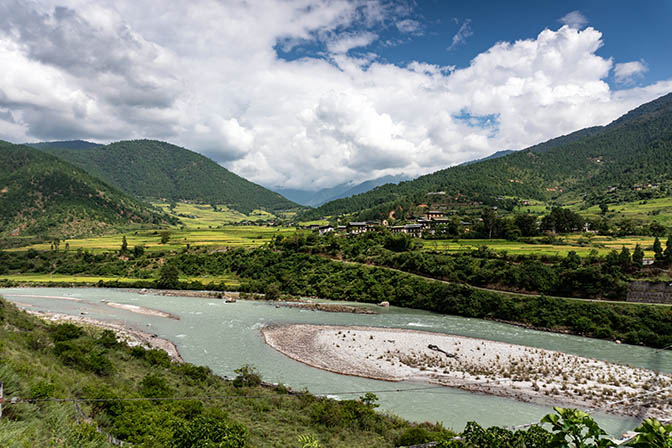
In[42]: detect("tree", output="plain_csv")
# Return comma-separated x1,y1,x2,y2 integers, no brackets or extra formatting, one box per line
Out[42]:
649,221,667,237
156,264,179,289
541,208,583,234
481,208,497,239
120,235,128,254
618,246,631,271
632,244,644,268
133,245,145,257
515,213,539,237
599,203,609,215
160,231,171,244
665,235,672,264
562,251,581,269
653,237,664,263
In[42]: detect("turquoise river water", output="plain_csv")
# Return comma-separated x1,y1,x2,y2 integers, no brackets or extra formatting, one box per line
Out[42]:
2,287,670,435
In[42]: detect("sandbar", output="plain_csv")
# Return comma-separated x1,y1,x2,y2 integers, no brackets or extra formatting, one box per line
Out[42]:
261,324,671,420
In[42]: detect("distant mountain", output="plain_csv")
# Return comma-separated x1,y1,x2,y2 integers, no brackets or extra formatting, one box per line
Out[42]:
301,92,672,220
27,140,103,150
38,139,298,214
459,150,515,166
275,175,410,207
0,141,174,239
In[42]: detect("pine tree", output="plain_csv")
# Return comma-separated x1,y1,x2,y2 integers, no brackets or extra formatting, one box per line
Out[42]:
664,235,672,264
121,235,128,254
632,244,644,268
653,237,664,263
618,246,631,270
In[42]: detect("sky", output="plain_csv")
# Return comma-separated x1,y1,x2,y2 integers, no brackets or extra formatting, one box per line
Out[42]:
0,0,671,191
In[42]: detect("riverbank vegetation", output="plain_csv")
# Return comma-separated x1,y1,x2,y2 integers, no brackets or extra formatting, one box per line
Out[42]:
2,231,672,348
0,297,441,447
1,298,669,447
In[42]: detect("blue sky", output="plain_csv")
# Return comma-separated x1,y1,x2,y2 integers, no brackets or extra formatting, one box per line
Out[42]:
278,1,671,89
1,0,671,189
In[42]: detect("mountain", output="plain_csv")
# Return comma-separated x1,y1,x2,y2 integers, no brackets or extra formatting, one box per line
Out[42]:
27,140,103,150
275,175,410,207
0,141,174,239
459,150,516,166
38,139,297,214
301,92,672,220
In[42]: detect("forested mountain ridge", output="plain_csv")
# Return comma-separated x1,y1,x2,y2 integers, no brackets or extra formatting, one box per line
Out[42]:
0,141,174,240
27,140,103,150
39,139,298,214
302,92,672,220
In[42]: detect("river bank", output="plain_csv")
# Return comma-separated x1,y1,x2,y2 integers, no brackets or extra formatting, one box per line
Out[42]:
262,324,672,420
26,310,183,362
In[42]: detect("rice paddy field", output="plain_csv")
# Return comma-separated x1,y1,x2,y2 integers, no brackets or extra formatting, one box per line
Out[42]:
0,273,241,287
152,201,278,228
422,235,659,257
580,197,672,227
8,226,297,254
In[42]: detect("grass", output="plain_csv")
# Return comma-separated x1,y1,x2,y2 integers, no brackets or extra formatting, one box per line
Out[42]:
580,197,672,227
9,226,297,254
0,273,241,288
421,235,659,257
152,202,277,228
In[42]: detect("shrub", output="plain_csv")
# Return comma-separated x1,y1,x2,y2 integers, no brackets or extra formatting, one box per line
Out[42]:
171,416,248,448
51,323,83,342
139,373,172,398
232,364,262,388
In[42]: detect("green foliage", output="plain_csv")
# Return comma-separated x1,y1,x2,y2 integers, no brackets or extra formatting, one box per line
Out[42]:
157,263,180,289
359,392,379,409
297,434,321,448
51,323,84,342
628,419,672,447
40,139,297,214
232,364,262,388
172,416,248,448
541,407,615,448
29,380,56,399
160,230,171,244
140,373,173,398
435,421,552,447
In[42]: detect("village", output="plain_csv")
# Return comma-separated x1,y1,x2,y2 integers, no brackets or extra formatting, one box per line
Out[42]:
303,209,462,237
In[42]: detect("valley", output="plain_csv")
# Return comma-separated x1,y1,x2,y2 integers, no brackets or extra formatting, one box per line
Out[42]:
2,92,672,447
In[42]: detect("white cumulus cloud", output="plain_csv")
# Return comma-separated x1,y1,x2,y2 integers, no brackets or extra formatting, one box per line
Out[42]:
0,0,670,190
559,10,588,29
614,60,648,84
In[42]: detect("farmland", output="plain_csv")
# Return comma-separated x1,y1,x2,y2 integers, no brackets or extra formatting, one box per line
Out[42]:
0,273,240,287
151,201,279,228
421,235,658,257
8,226,296,254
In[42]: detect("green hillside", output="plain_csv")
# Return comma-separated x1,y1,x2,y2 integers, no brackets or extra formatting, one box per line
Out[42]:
303,92,672,220
0,141,174,240
40,139,298,214
0,297,451,447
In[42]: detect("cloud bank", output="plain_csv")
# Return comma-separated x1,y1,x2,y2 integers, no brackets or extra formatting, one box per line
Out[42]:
0,1,670,189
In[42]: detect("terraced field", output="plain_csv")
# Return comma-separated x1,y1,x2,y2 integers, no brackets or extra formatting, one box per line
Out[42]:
152,202,277,227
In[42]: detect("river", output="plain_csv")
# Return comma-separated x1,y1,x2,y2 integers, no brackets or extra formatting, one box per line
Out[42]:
2,287,670,435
